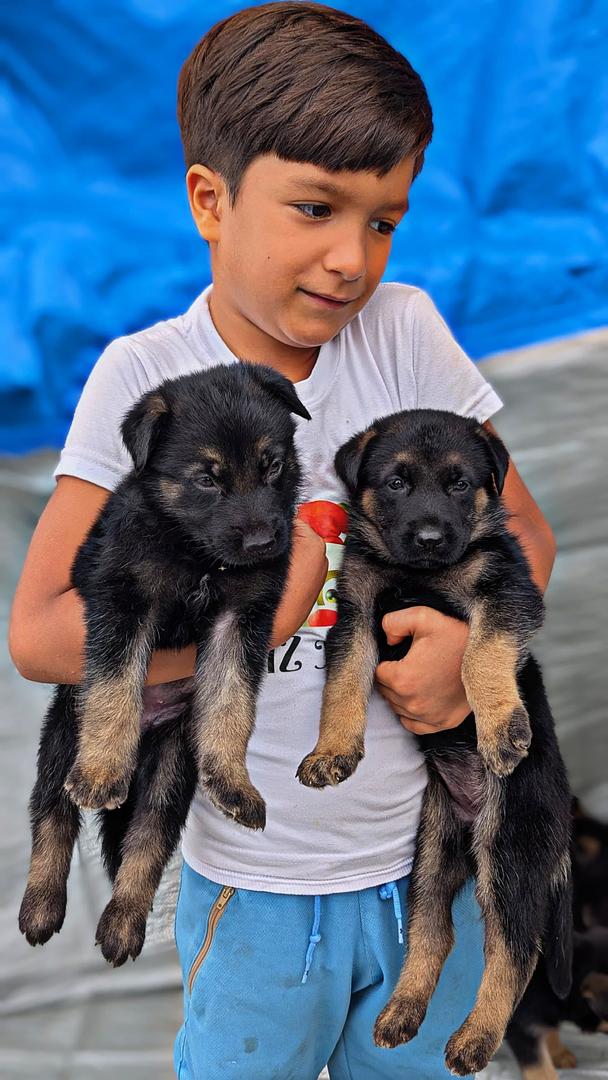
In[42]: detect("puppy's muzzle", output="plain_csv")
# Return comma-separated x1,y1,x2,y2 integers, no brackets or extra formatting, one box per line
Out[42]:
414,526,445,552
241,525,278,553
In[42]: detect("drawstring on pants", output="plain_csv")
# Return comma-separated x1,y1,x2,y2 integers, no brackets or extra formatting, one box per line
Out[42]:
379,880,404,944
301,895,321,984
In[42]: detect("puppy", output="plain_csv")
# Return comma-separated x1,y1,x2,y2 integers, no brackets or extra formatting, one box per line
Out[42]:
506,926,608,1078
297,409,572,1076
19,361,309,964
571,796,608,929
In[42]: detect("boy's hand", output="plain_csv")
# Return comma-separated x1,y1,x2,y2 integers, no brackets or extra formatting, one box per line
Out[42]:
375,607,471,735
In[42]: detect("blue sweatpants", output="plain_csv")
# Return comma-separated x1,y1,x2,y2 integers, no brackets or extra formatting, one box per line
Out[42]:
173,862,485,1079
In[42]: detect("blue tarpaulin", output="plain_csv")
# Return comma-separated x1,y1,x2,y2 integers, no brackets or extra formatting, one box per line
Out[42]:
2,1,607,453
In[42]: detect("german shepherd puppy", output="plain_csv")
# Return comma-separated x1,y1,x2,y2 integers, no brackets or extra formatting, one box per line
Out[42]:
19,361,309,965
296,409,572,1076
506,926,608,1078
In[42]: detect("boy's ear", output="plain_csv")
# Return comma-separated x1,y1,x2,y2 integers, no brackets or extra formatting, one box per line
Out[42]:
478,425,510,495
334,426,378,492
248,364,311,421
121,389,171,474
186,164,226,243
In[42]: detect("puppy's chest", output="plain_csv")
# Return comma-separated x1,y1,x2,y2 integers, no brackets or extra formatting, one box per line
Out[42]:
140,561,220,647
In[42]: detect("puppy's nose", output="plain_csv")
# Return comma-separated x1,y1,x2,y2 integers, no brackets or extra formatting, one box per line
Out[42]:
242,526,277,552
414,527,444,549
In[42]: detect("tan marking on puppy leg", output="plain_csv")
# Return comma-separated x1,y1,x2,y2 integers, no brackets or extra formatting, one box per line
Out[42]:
545,1027,576,1069
65,626,152,808
521,1037,559,1080
374,781,469,1048
194,610,265,828
25,813,75,893
445,919,536,1074
462,606,530,775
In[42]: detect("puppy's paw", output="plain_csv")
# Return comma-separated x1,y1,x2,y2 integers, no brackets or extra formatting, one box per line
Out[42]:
95,899,147,967
477,705,531,777
201,764,266,831
64,764,130,810
296,749,363,788
18,885,67,946
444,1023,501,1076
550,1042,577,1068
373,995,427,1048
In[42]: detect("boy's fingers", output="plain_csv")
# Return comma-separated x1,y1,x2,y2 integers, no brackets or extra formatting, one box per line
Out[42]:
381,606,427,645
375,660,413,697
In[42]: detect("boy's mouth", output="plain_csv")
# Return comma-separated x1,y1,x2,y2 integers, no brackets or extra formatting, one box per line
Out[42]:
298,288,355,309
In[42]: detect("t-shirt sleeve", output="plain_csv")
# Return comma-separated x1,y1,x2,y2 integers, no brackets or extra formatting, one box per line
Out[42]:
409,289,503,422
53,338,152,491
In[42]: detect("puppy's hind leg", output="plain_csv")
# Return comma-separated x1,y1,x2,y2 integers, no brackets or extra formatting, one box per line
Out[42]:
95,713,196,966
374,773,470,1048
19,685,81,945
444,777,542,1077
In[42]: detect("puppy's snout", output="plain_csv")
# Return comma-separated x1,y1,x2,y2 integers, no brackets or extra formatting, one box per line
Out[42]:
241,526,277,552
414,526,445,550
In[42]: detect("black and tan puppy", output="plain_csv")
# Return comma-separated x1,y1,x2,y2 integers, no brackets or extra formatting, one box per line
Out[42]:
506,926,608,1078
19,361,309,964
296,409,572,1076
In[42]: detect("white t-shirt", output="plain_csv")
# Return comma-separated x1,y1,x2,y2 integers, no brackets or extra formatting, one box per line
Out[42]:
55,282,502,894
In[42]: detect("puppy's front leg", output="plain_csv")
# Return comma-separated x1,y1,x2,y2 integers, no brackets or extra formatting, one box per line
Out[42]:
193,606,274,831
297,554,383,789
64,589,156,810
462,600,537,777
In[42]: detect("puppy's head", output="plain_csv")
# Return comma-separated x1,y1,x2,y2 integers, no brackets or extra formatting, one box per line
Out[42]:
336,409,509,569
121,361,310,566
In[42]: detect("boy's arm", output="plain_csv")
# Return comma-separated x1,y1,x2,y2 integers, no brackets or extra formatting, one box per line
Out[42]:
375,428,557,735
8,476,327,686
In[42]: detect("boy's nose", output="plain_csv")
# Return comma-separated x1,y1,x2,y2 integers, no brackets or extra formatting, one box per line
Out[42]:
323,234,366,282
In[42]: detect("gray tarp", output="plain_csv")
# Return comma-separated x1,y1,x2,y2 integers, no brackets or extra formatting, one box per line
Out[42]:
1,330,606,1078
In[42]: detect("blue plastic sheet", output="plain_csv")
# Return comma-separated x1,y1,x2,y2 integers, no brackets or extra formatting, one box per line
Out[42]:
2,1,607,453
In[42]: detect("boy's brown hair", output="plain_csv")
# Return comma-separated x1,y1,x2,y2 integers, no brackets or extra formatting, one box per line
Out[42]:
177,1,433,205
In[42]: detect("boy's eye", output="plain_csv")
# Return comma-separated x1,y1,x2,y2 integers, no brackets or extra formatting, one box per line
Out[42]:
295,203,331,220
370,220,397,236
294,204,396,235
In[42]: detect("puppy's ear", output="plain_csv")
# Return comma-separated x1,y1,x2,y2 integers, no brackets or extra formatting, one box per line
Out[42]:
334,427,377,492
121,389,170,474
478,425,510,495
247,364,311,421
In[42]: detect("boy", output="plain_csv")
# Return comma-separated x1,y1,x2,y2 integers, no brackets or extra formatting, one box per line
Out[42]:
9,4,557,1078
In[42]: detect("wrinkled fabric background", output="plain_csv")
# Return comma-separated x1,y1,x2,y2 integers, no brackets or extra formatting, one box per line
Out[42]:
1,0,607,451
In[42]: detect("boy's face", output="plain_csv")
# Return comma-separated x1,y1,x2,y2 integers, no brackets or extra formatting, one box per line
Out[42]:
188,153,415,363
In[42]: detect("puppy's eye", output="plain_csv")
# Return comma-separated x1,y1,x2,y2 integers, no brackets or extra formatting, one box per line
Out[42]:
193,474,217,490
450,479,470,493
387,476,407,491
265,459,283,482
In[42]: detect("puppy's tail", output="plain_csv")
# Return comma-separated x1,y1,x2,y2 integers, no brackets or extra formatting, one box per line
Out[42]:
544,866,573,999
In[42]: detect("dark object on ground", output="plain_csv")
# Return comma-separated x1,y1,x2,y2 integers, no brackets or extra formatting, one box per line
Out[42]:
19,361,308,964
297,409,572,1076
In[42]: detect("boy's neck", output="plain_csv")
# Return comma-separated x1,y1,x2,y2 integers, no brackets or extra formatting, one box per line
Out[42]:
207,287,319,384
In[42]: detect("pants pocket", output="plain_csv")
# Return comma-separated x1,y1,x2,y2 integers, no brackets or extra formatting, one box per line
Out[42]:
187,884,236,995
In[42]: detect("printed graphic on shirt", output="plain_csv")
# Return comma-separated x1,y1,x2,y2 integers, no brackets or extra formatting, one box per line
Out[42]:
298,500,349,629
267,499,349,676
